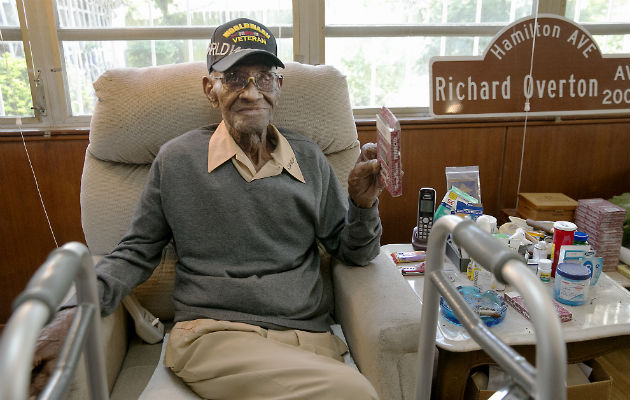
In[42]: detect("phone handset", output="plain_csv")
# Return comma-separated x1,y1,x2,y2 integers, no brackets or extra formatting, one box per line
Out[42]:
412,187,436,251
121,293,165,344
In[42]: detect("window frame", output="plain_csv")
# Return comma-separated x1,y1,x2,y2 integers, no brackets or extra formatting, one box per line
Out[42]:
0,0,627,129
1,3,42,127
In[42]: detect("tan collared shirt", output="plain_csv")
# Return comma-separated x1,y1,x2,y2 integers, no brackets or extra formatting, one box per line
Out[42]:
208,121,305,183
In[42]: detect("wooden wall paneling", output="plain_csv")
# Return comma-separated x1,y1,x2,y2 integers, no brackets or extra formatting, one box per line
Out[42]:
0,136,88,323
500,120,630,211
358,123,507,244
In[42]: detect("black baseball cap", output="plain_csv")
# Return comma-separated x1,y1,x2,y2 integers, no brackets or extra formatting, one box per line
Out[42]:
207,18,285,73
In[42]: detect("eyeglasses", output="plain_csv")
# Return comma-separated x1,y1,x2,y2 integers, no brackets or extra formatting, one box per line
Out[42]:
214,71,282,92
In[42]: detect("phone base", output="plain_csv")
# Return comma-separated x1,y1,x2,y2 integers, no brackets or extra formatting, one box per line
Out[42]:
412,227,428,251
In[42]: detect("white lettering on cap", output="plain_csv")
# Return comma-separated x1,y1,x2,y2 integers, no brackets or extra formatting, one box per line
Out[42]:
208,43,243,56
218,42,231,55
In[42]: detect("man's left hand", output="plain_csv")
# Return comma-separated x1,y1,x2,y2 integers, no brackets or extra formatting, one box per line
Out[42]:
348,143,385,208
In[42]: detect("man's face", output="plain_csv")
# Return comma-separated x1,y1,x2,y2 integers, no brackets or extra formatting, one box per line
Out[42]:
204,63,282,138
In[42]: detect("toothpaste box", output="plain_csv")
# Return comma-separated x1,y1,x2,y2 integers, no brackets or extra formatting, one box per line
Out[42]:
391,251,426,263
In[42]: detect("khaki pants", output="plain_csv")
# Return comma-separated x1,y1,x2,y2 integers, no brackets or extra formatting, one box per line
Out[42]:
164,319,379,400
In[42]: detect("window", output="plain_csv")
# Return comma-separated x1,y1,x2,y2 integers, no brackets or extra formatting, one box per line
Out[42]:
324,0,629,116
324,0,534,112
1,0,292,128
55,0,292,116
565,0,630,54
0,0,627,128
0,0,34,118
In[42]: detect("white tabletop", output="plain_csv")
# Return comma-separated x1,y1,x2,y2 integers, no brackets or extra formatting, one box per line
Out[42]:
383,244,630,352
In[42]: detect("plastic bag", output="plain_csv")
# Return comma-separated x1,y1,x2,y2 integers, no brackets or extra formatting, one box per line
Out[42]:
446,166,481,203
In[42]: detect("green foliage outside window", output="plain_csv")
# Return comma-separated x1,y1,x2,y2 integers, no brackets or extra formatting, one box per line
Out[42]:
0,52,33,117
342,50,405,107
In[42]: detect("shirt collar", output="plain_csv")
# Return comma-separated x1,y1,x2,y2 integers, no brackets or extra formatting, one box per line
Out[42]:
208,121,305,183
207,121,238,173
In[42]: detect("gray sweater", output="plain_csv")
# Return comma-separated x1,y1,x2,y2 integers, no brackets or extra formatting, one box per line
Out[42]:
95,125,382,332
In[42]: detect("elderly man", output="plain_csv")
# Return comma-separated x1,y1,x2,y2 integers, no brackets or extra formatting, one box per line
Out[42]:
33,17,383,399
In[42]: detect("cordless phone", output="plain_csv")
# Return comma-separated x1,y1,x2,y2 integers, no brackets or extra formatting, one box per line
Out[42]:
412,188,436,251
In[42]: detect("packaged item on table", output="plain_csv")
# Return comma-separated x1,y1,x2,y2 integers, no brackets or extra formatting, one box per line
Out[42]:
526,231,545,243
574,198,625,271
401,263,425,276
537,259,552,282
532,241,547,260
580,253,603,286
455,201,484,220
551,221,577,276
445,166,481,203
391,251,426,263
507,228,531,254
554,262,591,306
466,259,482,281
517,193,577,221
467,260,505,291
476,215,498,234
558,244,591,264
504,292,572,322
573,231,589,245
434,186,481,221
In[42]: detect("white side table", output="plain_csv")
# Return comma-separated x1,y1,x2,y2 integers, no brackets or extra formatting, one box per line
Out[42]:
381,243,630,399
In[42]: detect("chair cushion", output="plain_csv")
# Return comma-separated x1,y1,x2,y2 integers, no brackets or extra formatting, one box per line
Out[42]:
89,62,358,165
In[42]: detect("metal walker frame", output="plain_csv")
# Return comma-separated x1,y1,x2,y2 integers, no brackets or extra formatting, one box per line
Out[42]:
415,216,567,400
0,242,108,400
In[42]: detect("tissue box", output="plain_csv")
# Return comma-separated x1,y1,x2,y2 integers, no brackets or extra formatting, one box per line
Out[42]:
517,193,577,221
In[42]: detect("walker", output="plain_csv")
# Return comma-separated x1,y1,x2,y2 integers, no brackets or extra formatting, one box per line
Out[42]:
415,215,566,400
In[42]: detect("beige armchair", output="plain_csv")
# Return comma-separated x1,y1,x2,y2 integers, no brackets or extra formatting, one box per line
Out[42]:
76,61,423,400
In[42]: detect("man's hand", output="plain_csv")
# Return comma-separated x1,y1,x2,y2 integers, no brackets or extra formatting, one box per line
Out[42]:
348,143,385,208
30,307,76,397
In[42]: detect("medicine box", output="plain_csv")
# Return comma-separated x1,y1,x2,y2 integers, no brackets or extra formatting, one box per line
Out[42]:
517,192,578,221
464,358,612,400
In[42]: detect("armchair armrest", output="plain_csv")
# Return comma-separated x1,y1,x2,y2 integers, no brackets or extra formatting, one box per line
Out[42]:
332,248,422,400
67,304,129,399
